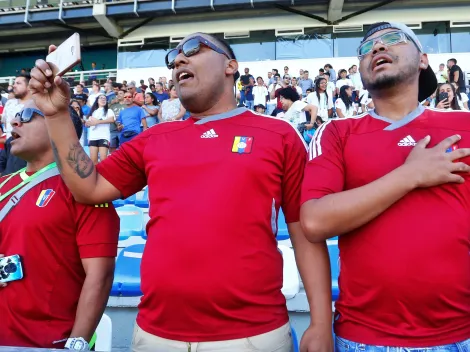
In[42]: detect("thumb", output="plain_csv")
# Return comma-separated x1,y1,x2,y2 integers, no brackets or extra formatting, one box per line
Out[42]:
415,135,431,149
53,75,71,100
48,44,57,55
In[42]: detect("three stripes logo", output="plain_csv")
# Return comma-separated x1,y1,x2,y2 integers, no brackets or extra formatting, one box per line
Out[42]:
201,129,218,138
398,135,417,147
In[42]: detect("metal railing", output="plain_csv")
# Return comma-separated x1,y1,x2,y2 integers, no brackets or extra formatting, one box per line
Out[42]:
0,0,148,12
0,68,117,86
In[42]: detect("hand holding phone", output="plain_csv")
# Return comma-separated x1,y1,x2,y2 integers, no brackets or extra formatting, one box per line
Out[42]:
46,33,81,77
438,92,449,102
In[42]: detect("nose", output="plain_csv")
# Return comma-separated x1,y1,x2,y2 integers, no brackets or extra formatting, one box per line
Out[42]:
371,38,388,55
11,115,21,128
174,50,189,70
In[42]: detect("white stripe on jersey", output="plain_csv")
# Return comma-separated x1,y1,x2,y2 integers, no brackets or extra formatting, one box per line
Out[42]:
309,113,368,160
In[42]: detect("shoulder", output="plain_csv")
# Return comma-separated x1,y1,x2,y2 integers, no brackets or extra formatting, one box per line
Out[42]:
424,107,470,131
233,110,306,148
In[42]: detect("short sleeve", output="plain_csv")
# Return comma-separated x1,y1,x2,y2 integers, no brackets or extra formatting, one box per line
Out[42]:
74,199,120,258
306,93,317,106
301,121,345,204
335,81,342,89
281,128,308,223
335,99,346,112
96,133,148,198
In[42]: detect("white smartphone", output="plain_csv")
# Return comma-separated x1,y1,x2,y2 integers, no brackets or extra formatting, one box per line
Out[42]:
46,32,81,76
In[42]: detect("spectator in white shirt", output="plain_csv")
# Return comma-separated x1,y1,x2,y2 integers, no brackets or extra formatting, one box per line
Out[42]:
253,77,269,108
86,94,115,164
278,87,317,129
349,65,363,100
1,74,31,139
323,72,336,98
291,77,303,97
435,64,448,84
87,83,101,107
336,69,354,96
307,77,333,122
335,85,357,118
359,90,374,113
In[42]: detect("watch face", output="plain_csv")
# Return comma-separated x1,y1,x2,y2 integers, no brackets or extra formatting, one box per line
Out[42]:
73,340,85,349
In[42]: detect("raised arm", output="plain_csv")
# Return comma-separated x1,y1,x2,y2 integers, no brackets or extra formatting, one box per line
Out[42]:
29,51,121,204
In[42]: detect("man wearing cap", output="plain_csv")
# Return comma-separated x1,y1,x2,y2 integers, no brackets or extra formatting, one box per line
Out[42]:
301,22,470,350
31,32,333,351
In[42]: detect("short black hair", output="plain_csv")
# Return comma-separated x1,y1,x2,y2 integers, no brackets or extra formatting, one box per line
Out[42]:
324,64,333,69
279,87,300,102
69,106,83,139
256,76,263,81
16,73,31,84
319,68,325,73
448,58,457,64
274,73,281,78
323,72,330,77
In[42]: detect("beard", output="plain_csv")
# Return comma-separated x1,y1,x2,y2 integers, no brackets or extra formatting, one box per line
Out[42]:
362,55,419,92
13,90,27,100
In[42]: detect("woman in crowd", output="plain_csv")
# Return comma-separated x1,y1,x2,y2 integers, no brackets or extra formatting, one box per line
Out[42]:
451,82,469,110
335,85,357,118
86,94,115,163
158,85,186,122
335,69,353,96
435,83,461,111
142,92,159,130
306,77,333,122
70,100,87,146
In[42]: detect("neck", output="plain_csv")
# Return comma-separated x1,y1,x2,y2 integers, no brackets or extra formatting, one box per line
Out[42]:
191,93,238,119
26,153,54,173
371,82,420,121
18,94,32,104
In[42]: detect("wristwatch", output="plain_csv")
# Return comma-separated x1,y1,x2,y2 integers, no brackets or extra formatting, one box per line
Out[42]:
64,337,90,351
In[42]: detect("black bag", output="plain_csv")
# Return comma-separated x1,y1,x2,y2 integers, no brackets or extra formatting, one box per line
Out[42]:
122,131,138,138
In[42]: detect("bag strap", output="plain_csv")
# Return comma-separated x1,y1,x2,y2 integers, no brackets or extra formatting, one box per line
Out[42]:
0,167,60,222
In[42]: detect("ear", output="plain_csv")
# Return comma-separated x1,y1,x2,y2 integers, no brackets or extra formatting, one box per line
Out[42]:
420,53,429,70
226,59,239,78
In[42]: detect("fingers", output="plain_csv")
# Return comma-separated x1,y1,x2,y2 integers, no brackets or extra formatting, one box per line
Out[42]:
447,148,470,162
34,59,53,78
450,161,470,173
447,173,465,184
414,135,431,149
48,44,57,55
436,135,461,151
0,283,6,288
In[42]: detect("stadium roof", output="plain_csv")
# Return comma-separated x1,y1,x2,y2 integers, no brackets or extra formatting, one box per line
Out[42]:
0,0,468,52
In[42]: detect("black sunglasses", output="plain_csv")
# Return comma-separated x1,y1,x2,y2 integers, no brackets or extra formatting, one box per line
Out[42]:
165,36,232,70
15,108,44,123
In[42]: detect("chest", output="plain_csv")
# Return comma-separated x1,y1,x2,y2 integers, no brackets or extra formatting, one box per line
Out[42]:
343,128,470,192
143,125,285,192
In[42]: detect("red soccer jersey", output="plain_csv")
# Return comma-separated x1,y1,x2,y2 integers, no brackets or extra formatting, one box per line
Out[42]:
0,173,119,348
302,106,470,346
96,108,307,341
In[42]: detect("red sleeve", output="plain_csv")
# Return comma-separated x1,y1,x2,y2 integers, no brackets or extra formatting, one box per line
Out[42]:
301,121,345,204
96,133,148,198
281,127,308,223
74,200,120,258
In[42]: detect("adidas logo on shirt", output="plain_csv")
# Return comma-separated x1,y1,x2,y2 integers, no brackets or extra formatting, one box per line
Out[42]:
201,129,218,138
398,135,417,147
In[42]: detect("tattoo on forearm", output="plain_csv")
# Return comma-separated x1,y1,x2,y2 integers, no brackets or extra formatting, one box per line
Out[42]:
66,142,94,179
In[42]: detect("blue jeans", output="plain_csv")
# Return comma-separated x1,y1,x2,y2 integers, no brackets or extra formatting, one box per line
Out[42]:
245,100,254,110
336,336,470,352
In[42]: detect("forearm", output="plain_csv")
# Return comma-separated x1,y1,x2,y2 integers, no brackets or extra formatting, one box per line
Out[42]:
45,113,99,203
290,223,332,328
70,274,113,341
301,164,416,242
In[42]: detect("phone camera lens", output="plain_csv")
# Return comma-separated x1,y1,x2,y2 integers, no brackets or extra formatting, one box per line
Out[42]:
4,263,17,274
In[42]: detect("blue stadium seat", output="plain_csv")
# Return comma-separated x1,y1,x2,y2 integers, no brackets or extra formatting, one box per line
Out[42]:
111,244,144,297
277,208,289,241
328,240,340,301
124,193,137,205
135,187,149,208
291,325,299,352
117,205,145,241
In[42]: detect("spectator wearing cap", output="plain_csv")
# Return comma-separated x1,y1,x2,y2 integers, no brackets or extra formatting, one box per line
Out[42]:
302,22,470,351
298,70,314,98
0,100,119,349
127,82,144,107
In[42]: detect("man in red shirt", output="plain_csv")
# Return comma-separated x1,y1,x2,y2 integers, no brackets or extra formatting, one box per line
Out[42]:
0,101,119,350
30,33,333,351
301,22,470,350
